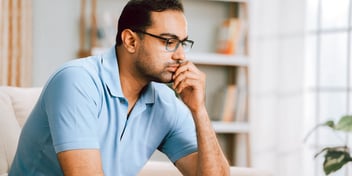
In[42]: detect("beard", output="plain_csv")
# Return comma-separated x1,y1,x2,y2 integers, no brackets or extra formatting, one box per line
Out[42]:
136,61,174,83
134,53,174,83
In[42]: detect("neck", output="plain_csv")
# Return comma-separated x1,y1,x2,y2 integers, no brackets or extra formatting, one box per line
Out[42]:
116,47,148,107
120,74,146,101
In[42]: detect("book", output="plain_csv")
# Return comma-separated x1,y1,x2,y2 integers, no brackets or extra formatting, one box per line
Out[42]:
221,85,237,122
211,85,237,122
234,67,248,122
216,18,242,55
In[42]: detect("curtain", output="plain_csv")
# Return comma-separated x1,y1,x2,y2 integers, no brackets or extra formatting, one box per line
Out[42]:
0,0,32,87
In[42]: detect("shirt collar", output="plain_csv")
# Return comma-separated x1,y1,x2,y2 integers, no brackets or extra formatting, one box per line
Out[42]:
101,47,124,98
140,82,155,104
101,47,155,104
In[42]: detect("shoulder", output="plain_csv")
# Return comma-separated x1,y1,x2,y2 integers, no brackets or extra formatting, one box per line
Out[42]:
46,56,102,87
59,56,101,75
42,56,104,106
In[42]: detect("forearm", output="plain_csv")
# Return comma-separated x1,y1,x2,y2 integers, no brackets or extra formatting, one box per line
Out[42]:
172,61,229,175
192,107,230,176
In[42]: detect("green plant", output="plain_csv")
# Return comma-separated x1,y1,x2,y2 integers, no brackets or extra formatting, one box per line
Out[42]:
305,115,352,175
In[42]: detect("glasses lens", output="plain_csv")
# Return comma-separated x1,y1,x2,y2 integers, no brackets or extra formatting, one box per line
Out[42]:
166,39,194,52
166,39,179,51
182,41,193,52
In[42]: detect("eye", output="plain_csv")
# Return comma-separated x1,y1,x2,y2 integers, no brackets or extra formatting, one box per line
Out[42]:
166,39,179,46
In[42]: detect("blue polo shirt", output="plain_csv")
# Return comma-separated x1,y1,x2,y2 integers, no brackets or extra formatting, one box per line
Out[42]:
9,47,198,176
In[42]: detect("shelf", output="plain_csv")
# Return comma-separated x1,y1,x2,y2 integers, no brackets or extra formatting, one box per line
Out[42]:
187,52,249,66
212,121,249,134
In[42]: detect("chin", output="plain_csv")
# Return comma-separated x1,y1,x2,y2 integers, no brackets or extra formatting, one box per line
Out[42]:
153,73,173,83
153,78,173,84
164,76,174,83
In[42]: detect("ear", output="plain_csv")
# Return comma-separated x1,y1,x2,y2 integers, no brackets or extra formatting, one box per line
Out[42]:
121,29,138,53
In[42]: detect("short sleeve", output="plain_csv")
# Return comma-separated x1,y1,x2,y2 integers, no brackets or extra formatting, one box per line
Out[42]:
43,66,101,153
159,102,198,163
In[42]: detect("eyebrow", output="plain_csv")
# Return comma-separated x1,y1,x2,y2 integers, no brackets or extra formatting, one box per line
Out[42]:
160,33,189,41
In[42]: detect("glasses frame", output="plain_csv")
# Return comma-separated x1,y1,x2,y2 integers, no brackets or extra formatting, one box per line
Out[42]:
133,30,194,52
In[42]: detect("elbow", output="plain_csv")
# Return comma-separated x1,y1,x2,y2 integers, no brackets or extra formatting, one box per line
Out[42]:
223,161,230,176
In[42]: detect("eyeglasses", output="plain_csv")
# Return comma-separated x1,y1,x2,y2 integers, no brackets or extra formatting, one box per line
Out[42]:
134,30,194,52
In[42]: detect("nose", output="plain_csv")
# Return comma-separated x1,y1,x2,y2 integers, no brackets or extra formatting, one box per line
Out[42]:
171,44,186,62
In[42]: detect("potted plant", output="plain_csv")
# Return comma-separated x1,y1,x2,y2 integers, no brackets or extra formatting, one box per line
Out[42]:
305,115,352,175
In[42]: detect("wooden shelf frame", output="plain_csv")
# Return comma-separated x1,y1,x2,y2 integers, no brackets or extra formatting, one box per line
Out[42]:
191,0,251,166
212,121,250,133
187,52,249,66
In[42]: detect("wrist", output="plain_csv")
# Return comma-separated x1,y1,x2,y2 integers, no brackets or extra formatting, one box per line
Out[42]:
190,106,209,121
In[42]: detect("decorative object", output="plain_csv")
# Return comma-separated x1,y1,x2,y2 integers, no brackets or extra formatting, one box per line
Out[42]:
305,115,352,175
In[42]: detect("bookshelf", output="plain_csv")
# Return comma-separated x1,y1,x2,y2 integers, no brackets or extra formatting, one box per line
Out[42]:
188,0,251,166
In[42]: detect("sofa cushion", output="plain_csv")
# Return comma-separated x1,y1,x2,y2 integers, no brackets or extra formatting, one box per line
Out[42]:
138,161,181,176
138,161,272,176
0,87,42,127
0,91,20,175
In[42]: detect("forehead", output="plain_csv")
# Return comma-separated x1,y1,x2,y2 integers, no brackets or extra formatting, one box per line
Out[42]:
149,10,188,38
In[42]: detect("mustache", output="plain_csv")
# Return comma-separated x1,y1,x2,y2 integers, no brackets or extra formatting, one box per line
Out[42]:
167,60,185,67
176,60,185,64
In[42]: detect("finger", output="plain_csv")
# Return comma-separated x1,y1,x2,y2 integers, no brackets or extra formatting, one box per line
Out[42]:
173,70,199,90
174,72,203,93
173,61,196,79
174,77,202,94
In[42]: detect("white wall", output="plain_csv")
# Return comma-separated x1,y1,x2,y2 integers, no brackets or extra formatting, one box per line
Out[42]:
32,0,127,86
32,0,80,86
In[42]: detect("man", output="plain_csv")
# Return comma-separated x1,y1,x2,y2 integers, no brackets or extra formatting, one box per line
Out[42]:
10,0,229,175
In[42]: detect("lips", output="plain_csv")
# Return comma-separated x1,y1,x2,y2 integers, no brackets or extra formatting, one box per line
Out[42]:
166,63,180,72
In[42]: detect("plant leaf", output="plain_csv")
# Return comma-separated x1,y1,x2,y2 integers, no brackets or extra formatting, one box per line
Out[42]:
335,115,352,132
323,149,352,175
315,146,348,158
323,120,335,129
303,120,335,143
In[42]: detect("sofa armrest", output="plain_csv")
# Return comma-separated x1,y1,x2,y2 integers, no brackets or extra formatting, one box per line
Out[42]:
0,86,42,127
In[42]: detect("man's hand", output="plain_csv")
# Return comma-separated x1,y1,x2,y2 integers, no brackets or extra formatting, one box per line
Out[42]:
172,61,206,113
172,60,230,176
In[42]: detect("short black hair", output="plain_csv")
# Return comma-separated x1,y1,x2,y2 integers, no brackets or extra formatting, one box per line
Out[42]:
115,0,184,46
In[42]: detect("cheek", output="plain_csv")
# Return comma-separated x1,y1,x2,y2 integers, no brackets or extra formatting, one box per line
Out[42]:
145,40,171,57
139,42,172,66
136,49,159,72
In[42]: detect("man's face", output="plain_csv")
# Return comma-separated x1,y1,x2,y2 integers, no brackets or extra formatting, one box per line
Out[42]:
134,10,188,83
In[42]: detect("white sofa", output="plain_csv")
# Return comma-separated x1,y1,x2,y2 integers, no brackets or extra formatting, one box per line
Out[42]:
0,86,271,176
